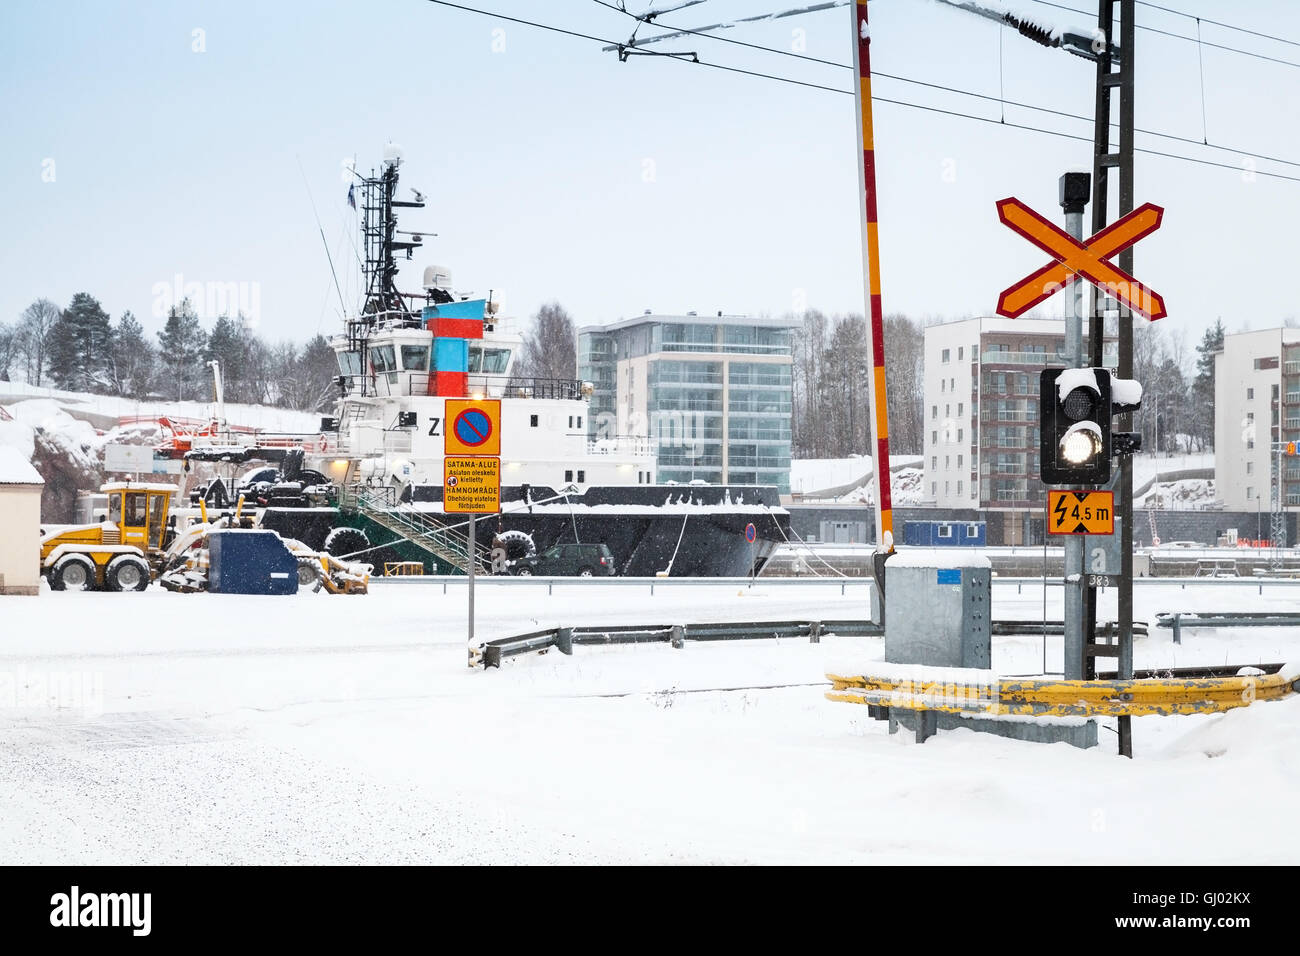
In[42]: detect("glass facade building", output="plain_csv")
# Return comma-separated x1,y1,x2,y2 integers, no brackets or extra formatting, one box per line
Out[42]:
578,314,795,492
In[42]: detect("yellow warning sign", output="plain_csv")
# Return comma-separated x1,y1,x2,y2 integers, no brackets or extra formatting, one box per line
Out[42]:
1048,490,1114,535
444,399,502,456
444,456,501,514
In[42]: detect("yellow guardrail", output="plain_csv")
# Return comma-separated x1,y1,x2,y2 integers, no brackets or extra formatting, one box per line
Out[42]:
826,665,1300,718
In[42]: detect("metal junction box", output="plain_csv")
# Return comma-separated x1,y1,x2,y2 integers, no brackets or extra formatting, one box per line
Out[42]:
884,549,991,668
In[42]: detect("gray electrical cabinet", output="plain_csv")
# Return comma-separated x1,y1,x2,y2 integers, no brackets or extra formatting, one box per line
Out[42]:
884,550,991,669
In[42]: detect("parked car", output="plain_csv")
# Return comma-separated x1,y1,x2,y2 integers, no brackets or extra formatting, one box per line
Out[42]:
512,543,616,577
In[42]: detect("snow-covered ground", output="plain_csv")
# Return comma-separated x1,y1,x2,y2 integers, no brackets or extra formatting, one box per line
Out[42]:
790,456,922,494
1,578,1295,864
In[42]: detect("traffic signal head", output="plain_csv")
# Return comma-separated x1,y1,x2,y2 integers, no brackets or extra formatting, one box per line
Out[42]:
1040,367,1112,484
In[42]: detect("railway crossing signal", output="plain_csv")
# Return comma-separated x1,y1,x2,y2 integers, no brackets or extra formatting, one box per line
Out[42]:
995,198,1167,321
1040,367,1143,485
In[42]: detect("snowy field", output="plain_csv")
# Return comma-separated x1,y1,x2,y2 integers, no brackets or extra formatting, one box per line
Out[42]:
1,578,1297,865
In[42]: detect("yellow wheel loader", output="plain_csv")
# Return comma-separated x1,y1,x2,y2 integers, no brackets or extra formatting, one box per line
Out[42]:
39,482,176,592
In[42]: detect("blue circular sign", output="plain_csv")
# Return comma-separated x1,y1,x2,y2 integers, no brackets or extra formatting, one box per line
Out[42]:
745,522,757,543
454,408,492,448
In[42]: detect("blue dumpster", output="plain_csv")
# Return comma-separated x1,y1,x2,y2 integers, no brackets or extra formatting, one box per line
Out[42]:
208,530,299,595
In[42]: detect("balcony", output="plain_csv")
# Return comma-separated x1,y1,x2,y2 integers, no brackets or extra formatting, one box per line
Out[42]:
980,409,1035,422
1284,360,1300,376
981,350,1055,366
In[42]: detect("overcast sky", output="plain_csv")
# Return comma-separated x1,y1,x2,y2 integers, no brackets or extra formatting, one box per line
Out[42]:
3,0,1299,351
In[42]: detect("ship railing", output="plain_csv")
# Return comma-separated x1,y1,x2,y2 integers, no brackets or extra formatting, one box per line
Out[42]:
587,435,656,457
475,375,585,401
342,483,491,572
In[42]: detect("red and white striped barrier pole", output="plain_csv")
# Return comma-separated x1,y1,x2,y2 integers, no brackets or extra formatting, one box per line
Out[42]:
852,0,893,552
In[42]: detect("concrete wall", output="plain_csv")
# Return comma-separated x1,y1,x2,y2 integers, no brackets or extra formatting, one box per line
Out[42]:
0,483,42,594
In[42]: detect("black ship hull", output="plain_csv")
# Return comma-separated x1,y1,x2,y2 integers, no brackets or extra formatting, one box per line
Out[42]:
260,484,791,577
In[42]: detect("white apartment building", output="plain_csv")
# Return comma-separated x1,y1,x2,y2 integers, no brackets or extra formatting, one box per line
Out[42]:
923,316,1117,543
1213,328,1300,511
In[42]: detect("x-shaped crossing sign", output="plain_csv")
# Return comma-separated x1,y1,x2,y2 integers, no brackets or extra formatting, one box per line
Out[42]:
995,198,1167,321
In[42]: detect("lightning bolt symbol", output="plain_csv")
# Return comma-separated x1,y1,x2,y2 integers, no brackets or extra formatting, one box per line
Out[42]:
1052,495,1068,527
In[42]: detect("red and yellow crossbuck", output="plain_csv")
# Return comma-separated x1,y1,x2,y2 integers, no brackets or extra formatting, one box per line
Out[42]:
995,198,1167,321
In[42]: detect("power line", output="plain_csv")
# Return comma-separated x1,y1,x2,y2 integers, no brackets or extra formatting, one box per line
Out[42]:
597,0,1300,172
1135,1,1300,51
1026,0,1300,69
422,0,1300,184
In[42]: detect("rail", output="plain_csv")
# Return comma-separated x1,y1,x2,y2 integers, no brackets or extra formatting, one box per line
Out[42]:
471,616,1144,668
1154,610,1300,644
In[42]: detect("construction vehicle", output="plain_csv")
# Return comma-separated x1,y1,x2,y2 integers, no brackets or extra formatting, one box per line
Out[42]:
39,482,178,591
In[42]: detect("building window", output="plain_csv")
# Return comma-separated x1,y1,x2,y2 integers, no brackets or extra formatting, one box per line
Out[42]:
1273,384,1280,400
957,480,963,495
931,456,937,469
931,482,937,496
1247,387,1254,400
957,428,964,442
530,415,539,427
577,416,583,428
958,347,964,360
577,470,585,482
941,380,946,393
944,481,950,495
941,348,951,363
945,404,950,417
565,469,573,482
1247,440,1255,450
932,430,938,443
958,403,964,416
1254,357,1279,370
950,378,955,391
967,523,979,536
568,416,574,428
945,455,950,468
1247,486,1254,499
1247,412,1254,422
932,405,938,420
937,524,952,539
1247,461,1254,475
957,454,963,468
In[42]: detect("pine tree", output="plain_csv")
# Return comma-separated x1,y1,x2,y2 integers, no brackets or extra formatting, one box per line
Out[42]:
108,311,157,398
205,313,252,402
46,293,114,392
157,299,209,401
1191,318,1224,451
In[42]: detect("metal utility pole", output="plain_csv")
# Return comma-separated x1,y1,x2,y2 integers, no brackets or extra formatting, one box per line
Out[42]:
1088,0,1136,757
1059,172,1090,681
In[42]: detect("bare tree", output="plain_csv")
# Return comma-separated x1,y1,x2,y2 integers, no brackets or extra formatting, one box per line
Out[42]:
516,302,577,380
883,313,923,455
15,298,61,386
791,309,828,457
0,322,17,381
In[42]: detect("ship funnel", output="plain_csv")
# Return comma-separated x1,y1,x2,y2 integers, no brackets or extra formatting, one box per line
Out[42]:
422,265,453,292
383,142,403,167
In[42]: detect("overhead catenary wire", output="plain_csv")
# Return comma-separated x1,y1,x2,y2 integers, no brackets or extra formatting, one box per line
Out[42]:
1025,0,1300,69
423,0,1300,184
597,0,1300,174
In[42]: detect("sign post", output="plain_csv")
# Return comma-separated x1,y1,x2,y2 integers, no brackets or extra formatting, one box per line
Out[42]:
443,398,502,661
996,180,1164,682
745,521,757,583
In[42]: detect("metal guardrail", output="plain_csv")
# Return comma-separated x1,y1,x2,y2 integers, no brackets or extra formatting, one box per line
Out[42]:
473,617,1144,668
1154,611,1300,644
826,664,1300,718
